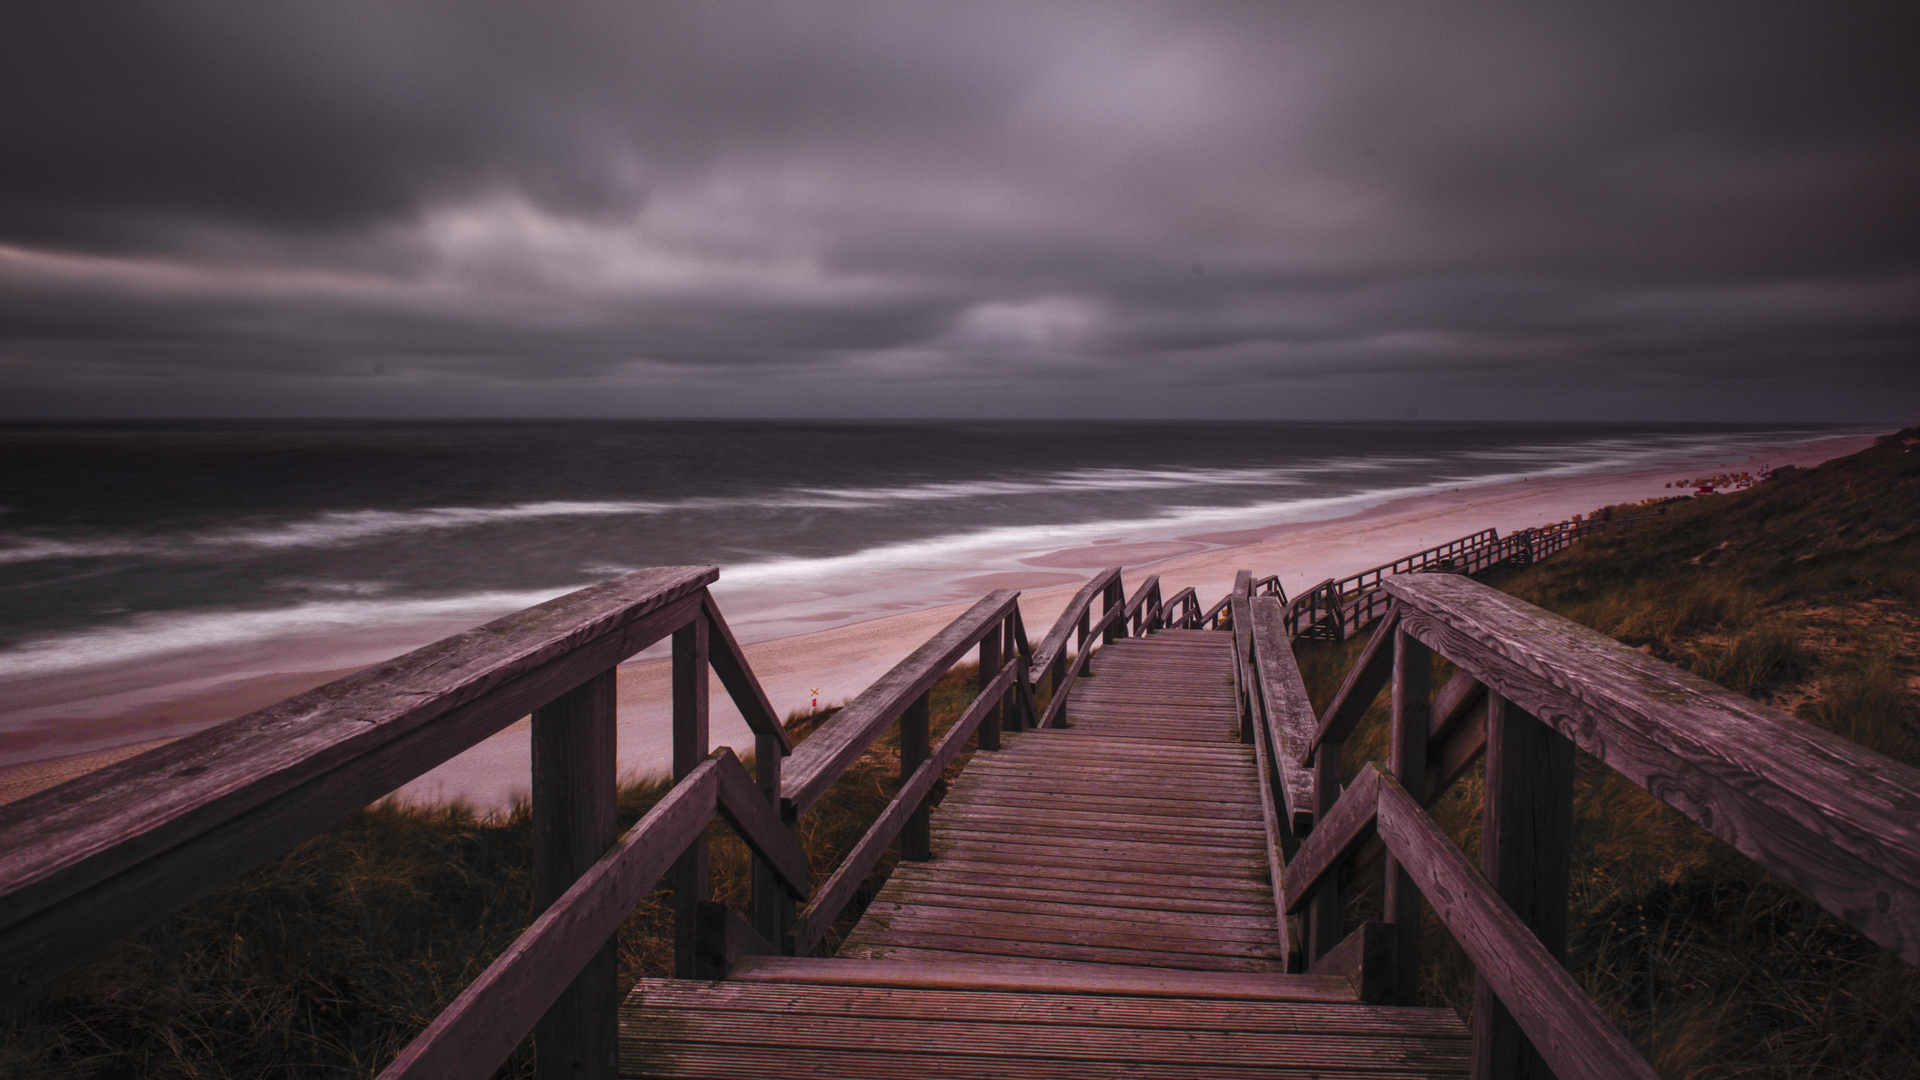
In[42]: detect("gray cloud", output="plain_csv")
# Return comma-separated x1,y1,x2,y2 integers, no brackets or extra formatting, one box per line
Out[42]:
1,1,1916,420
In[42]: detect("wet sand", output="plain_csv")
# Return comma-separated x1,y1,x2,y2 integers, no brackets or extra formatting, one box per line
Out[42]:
0,431,1875,809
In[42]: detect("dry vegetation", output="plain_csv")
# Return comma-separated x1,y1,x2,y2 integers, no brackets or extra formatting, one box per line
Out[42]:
1295,426,1920,1078
0,666,994,1079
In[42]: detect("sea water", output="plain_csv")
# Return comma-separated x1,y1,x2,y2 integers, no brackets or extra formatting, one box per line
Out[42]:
0,420,1854,747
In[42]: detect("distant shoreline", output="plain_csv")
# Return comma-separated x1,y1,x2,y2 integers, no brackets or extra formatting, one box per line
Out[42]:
0,429,1880,808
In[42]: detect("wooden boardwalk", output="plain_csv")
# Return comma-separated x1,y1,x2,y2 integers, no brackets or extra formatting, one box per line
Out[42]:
838,628,1282,971
622,628,1472,1076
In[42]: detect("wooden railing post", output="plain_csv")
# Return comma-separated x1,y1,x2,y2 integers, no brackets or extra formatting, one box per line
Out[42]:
1000,616,1019,732
1385,624,1430,1005
977,627,1002,751
1102,581,1123,643
530,667,619,1080
671,615,710,979
1473,691,1575,1080
1307,743,1344,963
901,691,933,860
750,727,793,950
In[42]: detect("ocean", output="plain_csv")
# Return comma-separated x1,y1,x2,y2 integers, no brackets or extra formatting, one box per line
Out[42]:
0,419,1855,747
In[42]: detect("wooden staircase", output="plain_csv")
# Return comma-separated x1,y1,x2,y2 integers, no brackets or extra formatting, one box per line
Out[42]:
618,629,1470,1077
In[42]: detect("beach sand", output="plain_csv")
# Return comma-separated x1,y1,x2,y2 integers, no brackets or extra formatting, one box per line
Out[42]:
0,431,1876,809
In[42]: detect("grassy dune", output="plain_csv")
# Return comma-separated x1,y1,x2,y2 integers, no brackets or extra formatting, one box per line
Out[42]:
1295,426,1920,1078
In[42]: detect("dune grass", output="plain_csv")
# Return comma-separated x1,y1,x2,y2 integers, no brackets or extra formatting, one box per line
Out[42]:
0,664,992,1079
1292,427,1920,1078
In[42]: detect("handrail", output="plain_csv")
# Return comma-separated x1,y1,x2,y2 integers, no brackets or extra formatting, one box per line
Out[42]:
1283,766,1656,1080
0,564,822,1080
1384,573,1920,964
1290,572,1920,1079
378,748,808,1080
788,659,1022,954
781,590,1021,814
0,566,796,998
1247,596,1315,833
1029,567,1120,676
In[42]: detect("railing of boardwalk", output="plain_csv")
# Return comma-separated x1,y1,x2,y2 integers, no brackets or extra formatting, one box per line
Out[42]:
0,567,810,1079
1275,572,1920,1080
1280,513,1657,644
0,555,1200,1080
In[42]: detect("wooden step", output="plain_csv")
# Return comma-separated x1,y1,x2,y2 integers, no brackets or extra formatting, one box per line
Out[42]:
619,960,1471,1078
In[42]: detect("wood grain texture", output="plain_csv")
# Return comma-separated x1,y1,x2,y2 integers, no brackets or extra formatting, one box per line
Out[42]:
1310,922,1395,1005
1031,569,1121,675
701,591,790,752
782,590,1019,813
789,662,1017,955
1385,573,1920,966
1384,626,1430,1005
670,616,710,980
376,752,723,1080
531,668,619,1080
0,567,713,997
840,632,1284,973
1250,596,1317,831
622,975,1470,1078
1283,765,1381,915
1372,769,1656,1080
1474,693,1574,1080
723,956,1357,1001
1299,603,1399,765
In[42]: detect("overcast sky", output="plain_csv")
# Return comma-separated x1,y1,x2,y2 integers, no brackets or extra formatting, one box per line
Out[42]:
2,2,1916,421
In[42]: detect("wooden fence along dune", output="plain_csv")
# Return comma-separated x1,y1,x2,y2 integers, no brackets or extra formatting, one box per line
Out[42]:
0,517,1914,1078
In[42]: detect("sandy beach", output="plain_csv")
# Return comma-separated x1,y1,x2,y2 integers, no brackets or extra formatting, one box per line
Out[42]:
0,430,1878,809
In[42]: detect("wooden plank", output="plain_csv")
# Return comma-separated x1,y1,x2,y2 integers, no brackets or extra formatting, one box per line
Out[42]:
789,662,1016,954
1298,602,1399,765
1372,769,1656,1080
636,980,1445,1036
671,615,710,979
1474,692,1575,1080
1384,625,1430,1005
868,891,1278,932
858,901,1283,949
691,900,779,980
901,693,932,860
376,753,721,1080
701,591,789,751
708,740,810,898
720,956,1360,1003
1250,596,1318,830
0,568,712,997
1310,922,1396,1005
1246,690,1293,965
618,1043,1464,1080
1030,569,1121,674
625,1003,1453,1062
884,864,1274,905
1283,765,1381,914
840,929,1282,971
880,892,1270,924
1385,573,1920,966
530,668,619,1080
782,590,1018,812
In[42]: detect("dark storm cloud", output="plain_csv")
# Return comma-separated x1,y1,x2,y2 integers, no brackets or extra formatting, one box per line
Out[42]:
1,1,1916,419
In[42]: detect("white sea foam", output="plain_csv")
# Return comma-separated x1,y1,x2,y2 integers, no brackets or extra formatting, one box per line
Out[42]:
0,588,576,680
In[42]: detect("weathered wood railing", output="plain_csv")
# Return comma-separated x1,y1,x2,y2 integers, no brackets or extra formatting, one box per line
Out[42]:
1283,513,1654,643
776,588,1040,956
1283,573,1920,1079
0,567,808,1080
